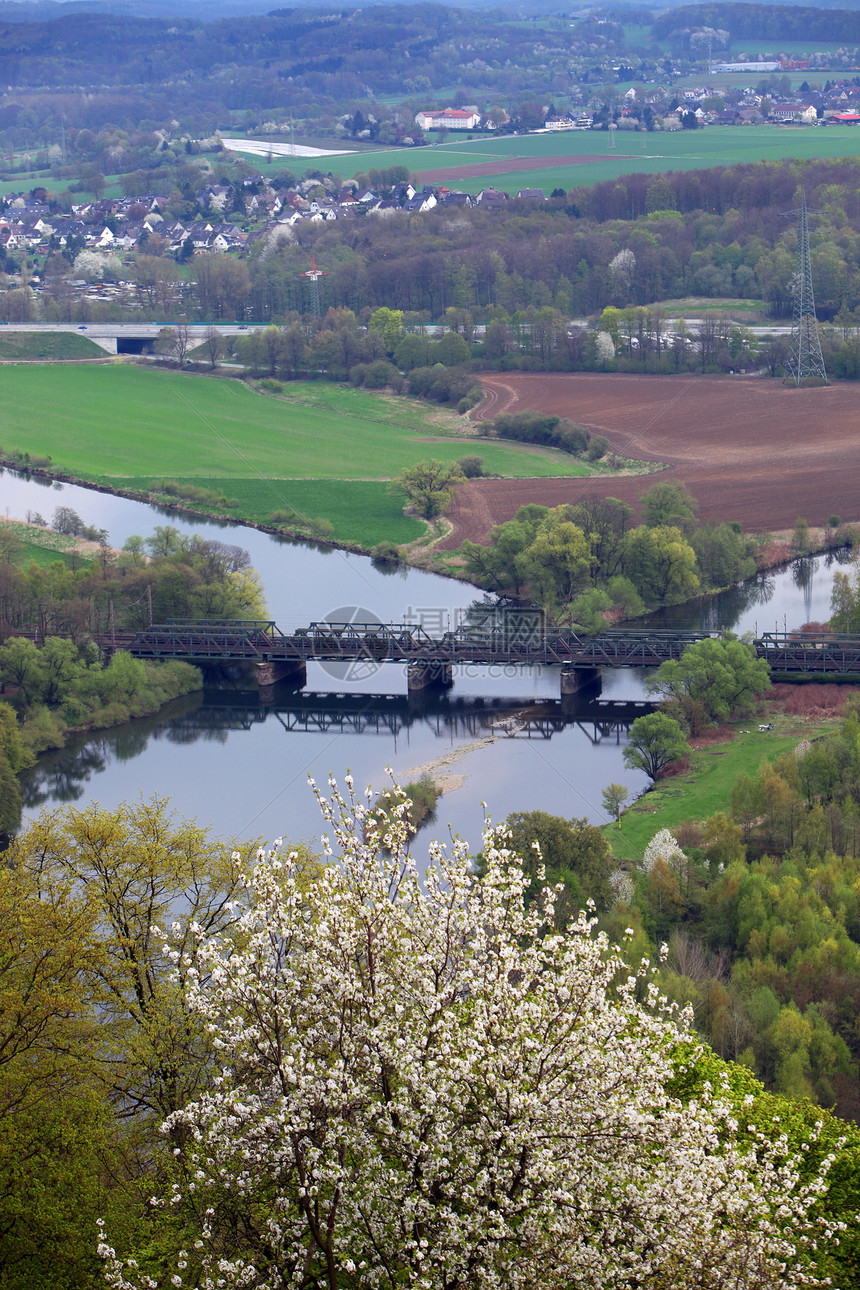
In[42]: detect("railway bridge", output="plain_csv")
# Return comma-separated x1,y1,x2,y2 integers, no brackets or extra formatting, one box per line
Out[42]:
104,620,860,695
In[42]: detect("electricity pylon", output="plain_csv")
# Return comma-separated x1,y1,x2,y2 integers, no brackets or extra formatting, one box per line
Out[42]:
301,254,328,319
783,188,827,385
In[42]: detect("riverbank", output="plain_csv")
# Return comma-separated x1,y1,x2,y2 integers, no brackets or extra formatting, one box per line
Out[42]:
0,363,594,555
607,682,857,864
4,448,849,619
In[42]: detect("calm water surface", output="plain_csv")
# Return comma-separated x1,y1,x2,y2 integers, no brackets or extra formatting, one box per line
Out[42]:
3,469,849,852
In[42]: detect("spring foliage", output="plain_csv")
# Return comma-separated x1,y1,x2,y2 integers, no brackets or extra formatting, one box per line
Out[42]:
100,777,839,1290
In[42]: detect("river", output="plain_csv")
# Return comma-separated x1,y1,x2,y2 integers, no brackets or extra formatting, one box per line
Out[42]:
2,468,850,852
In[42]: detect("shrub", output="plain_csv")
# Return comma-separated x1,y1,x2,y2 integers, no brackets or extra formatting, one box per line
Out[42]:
493,411,559,445
352,360,402,390
370,775,440,836
370,541,400,561
457,387,484,414
492,412,593,457
311,517,334,538
259,378,285,394
407,366,476,405
586,434,610,461
18,705,65,755
554,421,590,454
607,575,646,619
457,456,485,479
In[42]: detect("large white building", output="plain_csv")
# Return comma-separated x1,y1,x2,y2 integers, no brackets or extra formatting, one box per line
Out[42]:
711,61,781,73
415,108,481,131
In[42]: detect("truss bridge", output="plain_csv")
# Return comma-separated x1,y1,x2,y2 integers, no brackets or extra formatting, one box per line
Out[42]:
104,621,860,695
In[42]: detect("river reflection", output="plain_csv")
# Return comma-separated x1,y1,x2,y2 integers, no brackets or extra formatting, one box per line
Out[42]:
3,467,854,850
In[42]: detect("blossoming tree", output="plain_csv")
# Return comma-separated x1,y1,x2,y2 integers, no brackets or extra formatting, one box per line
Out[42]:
101,779,837,1290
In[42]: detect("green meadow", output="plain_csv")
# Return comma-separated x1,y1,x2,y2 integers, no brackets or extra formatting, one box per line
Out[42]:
1,365,588,548
1,518,89,570
0,331,104,360
225,125,860,195
605,708,843,863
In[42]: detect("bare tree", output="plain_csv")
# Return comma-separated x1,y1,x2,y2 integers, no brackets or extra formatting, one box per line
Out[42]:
156,323,191,366
204,325,223,370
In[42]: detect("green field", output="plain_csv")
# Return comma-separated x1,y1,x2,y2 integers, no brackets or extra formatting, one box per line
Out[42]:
605,710,840,863
1,519,90,570
0,331,105,360
122,476,425,547
224,125,860,195
0,365,588,548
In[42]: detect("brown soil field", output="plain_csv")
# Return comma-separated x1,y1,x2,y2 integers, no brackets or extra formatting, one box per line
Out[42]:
442,372,860,548
414,155,593,183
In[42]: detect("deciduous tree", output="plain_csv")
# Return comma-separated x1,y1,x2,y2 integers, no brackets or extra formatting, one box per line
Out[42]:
623,711,691,781
645,636,771,725
100,778,840,1290
391,459,464,519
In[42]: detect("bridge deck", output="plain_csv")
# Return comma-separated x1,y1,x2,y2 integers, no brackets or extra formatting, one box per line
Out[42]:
102,620,860,677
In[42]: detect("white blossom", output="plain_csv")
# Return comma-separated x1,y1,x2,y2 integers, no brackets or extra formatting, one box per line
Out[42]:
642,828,688,878
102,779,837,1290
609,868,634,904
595,329,616,365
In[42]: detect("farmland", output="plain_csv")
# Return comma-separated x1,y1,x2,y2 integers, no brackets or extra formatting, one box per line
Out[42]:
442,371,860,546
0,366,590,548
225,124,860,196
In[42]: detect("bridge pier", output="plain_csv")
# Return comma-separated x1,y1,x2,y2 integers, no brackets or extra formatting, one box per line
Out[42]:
560,666,602,698
407,661,453,693
258,659,307,689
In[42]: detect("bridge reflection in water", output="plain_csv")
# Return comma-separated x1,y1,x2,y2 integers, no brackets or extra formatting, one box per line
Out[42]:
21,685,655,825
191,687,654,746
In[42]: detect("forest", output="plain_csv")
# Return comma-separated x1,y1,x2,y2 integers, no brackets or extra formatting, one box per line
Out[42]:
457,481,769,627
653,2,860,44
0,3,626,146
0,0,857,163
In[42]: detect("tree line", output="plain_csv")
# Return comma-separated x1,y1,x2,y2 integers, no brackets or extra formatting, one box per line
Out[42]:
459,480,762,626
653,2,860,44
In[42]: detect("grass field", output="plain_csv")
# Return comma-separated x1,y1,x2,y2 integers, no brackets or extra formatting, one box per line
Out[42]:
607,727,796,864
223,125,860,195
606,705,843,863
0,365,588,548
0,518,90,570
0,331,105,360
123,476,426,547
18,118,860,202
653,296,767,319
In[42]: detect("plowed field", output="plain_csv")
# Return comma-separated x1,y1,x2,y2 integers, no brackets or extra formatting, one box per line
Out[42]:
443,372,860,547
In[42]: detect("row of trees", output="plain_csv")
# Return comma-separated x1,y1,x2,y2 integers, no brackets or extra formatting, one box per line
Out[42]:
0,521,267,833
0,647,198,834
